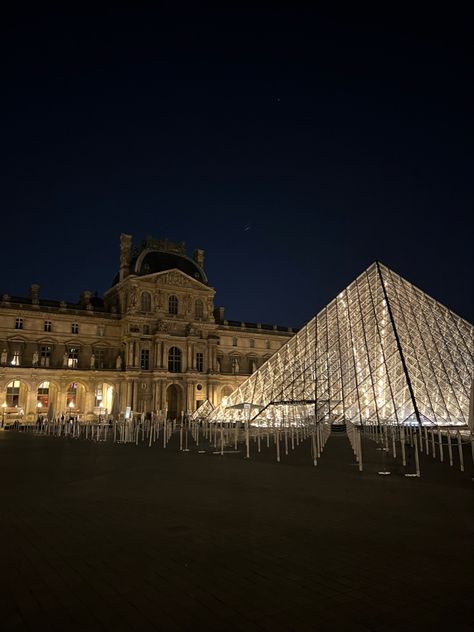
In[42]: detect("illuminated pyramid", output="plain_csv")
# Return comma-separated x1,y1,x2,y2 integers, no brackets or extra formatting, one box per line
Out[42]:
209,262,474,427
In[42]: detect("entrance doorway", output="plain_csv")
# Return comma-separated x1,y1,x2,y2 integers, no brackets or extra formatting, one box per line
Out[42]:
166,384,181,420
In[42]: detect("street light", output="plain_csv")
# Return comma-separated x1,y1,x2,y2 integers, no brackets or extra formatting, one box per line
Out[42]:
1,401,6,428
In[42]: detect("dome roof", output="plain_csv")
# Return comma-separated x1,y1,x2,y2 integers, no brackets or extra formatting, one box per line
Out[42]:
111,247,208,286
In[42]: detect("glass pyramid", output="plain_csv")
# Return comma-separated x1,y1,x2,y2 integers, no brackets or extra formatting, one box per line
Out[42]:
209,262,474,427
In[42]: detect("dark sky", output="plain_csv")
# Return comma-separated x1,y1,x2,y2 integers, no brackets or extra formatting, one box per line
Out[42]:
1,4,472,328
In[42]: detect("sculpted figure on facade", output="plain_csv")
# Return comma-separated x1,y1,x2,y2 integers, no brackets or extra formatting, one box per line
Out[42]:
1,348,8,365
63,352,68,368
90,353,96,369
129,286,138,310
154,290,164,311
156,319,169,332
116,354,122,370
32,350,39,367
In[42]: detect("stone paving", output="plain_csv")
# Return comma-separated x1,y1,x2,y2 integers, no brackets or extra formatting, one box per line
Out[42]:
0,430,472,631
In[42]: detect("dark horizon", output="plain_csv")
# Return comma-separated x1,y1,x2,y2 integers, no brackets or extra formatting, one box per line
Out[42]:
1,5,472,327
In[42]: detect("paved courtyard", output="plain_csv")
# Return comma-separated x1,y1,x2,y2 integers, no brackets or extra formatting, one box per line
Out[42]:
0,430,472,631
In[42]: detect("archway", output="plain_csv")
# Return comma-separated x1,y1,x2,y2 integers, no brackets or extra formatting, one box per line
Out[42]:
166,384,181,420
220,385,234,406
66,382,86,415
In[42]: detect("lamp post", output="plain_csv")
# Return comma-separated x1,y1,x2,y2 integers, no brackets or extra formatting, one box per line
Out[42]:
1,401,6,428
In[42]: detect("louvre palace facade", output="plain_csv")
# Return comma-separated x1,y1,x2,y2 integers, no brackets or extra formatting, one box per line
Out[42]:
0,235,295,423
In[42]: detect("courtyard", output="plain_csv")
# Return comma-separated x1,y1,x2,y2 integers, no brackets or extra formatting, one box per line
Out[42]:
0,430,472,631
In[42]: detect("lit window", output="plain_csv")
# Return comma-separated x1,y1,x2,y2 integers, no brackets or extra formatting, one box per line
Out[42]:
37,381,49,408
15,317,23,330
71,323,79,334
95,387,103,407
68,347,79,368
44,320,52,332
141,349,150,370
196,352,204,372
195,299,204,319
168,295,178,315
141,292,151,312
66,383,77,408
6,380,20,406
11,351,21,366
168,346,182,372
40,345,52,367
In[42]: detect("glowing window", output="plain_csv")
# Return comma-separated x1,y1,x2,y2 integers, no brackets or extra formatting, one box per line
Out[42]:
6,380,20,406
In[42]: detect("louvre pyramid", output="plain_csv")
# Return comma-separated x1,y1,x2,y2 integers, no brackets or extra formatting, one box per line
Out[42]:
210,262,474,427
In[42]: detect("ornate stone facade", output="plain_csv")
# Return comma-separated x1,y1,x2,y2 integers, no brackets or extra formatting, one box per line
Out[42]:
0,235,295,422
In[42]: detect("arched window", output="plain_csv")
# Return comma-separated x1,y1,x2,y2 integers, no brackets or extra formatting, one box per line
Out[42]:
6,380,20,406
141,291,151,312
168,295,178,315
37,381,50,409
168,346,182,373
67,382,77,408
195,299,204,319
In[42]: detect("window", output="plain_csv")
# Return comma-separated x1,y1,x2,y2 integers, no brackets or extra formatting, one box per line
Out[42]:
44,320,52,332
96,325,104,337
168,295,178,315
141,292,151,312
95,349,105,369
71,323,79,334
195,299,204,319
68,347,79,368
37,381,49,409
196,352,204,372
168,346,182,372
95,387,103,407
232,337,238,347
11,351,21,366
143,325,150,335
15,317,23,330
266,340,271,349
66,383,77,408
250,339,255,348
40,345,52,367
6,380,20,406
231,357,240,374
141,349,150,370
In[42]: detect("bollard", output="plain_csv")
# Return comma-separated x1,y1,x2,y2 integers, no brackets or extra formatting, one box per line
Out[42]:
457,432,464,472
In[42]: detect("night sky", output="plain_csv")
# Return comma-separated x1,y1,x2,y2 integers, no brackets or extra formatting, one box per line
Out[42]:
1,5,472,328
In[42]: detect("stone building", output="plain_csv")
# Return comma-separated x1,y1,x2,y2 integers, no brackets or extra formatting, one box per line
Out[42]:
0,234,295,423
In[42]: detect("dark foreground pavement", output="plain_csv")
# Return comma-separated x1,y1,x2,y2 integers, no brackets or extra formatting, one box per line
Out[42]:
0,431,472,631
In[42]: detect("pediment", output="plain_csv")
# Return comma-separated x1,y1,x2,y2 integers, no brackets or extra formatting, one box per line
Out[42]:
150,269,212,292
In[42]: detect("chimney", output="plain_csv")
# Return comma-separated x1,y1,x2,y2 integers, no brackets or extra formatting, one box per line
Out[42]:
119,233,133,282
80,290,92,308
193,249,205,268
29,283,40,305
213,306,225,323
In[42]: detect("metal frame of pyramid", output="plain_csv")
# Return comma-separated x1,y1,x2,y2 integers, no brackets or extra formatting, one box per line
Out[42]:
209,262,474,428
